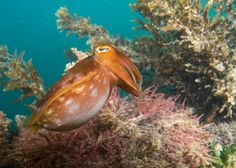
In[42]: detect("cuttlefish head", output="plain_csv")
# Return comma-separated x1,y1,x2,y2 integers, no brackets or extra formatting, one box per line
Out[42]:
93,44,142,97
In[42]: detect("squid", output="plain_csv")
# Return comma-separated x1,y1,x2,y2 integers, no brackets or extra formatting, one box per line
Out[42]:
26,44,142,132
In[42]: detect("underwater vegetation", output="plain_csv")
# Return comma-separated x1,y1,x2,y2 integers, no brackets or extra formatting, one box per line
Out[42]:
210,143,236,167
1,88,212,168
130,0,236,122
0,45,46,110
0,0,236,167
0,111,12,168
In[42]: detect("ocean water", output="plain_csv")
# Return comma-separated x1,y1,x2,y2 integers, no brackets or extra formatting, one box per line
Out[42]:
0,0,141,119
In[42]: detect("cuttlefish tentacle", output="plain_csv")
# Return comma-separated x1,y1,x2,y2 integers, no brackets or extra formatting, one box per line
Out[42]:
26,44,142,132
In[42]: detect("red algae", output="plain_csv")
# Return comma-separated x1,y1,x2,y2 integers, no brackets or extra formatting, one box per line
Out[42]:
2,88,212,168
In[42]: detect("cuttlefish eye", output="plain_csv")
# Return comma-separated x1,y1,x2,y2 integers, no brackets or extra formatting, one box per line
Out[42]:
95,46,111,53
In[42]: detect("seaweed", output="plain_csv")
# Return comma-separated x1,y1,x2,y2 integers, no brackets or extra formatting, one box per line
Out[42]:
0,45,46,109
211,143,236,167
0,111,16,168
7,88,212,168
55,7,110,46
209,121,236,146
130,0,236,121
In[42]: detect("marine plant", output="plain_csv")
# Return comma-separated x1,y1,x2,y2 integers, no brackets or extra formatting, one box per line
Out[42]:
4,88,211,168
55,7,110,47
211,143,236,168
0,111,13,168
130,0,236,121
209,121,236,146
0,45,46,110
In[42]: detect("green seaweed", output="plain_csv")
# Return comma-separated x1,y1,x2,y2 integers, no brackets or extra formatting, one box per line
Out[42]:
211,143,236,168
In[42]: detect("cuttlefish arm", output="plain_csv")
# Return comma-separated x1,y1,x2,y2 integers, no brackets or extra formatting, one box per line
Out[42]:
111,63,141,97
117,50,142,84
113,51,142,97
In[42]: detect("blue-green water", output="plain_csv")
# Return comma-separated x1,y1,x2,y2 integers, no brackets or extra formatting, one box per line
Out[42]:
0,0,141,119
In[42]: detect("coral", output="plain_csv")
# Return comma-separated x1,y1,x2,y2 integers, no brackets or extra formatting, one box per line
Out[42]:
7,88,212,168
130,0,236,120
0,45,46,109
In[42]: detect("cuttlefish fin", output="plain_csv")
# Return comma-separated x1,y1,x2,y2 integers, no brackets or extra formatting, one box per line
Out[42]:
23,115,42,132
26,70,98,128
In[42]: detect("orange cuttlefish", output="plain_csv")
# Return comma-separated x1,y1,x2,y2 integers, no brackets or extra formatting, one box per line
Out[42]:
26,44,142,132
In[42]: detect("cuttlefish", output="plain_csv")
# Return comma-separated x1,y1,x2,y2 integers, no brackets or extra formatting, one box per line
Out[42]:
26,44,142,132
